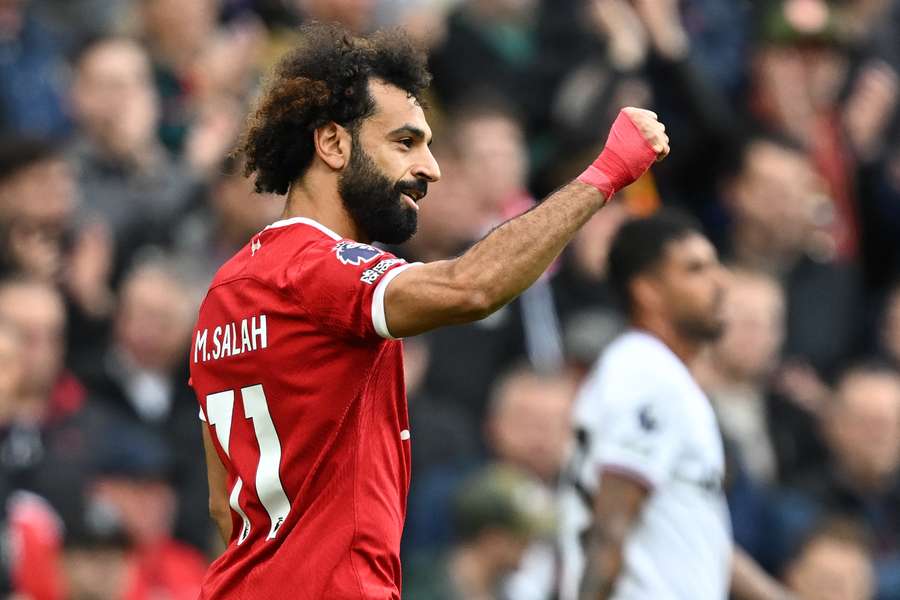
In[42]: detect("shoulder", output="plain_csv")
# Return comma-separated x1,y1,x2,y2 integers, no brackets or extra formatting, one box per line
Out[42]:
598,332,684,386
292,234,408,293
577,332,688,413
206,219,339,287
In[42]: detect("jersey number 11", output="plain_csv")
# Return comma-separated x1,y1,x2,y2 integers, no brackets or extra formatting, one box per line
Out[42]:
206,384,290,545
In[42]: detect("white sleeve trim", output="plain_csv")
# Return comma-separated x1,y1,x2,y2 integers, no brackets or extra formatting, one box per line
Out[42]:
199,407,207,422
372,262,422,339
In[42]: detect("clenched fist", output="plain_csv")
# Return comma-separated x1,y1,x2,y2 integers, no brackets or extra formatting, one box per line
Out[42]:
622,107,670,160
578,107,670,200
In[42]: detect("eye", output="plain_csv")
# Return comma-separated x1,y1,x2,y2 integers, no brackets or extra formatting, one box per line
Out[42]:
398,138,413,149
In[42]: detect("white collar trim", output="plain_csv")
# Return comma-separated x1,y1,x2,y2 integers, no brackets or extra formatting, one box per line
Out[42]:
265,217,342,240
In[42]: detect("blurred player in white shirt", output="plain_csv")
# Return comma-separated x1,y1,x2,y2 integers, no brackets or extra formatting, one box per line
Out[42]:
559,211,795,600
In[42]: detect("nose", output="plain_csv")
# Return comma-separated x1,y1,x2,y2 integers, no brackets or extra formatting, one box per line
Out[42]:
413,147,441,183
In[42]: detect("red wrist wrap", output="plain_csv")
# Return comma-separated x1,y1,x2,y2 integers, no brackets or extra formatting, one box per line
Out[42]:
577,110,658,201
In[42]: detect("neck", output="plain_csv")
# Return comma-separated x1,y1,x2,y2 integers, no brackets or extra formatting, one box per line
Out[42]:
632,314,702,366
449,544,499,600
281,170,366,242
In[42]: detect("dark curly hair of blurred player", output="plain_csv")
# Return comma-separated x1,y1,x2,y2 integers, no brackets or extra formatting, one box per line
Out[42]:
238,23,432,196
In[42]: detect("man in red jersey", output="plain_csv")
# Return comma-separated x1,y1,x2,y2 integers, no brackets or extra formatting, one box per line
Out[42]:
189,22,669,600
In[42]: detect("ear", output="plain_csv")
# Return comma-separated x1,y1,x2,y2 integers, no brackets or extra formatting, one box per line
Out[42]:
631,276,661,315
313,122,352,171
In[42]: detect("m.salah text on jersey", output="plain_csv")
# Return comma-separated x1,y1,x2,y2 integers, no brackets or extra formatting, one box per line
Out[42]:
194,315,268,363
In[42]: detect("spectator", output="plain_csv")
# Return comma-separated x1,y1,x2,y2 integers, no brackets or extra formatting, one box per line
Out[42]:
63,508,133,600
408,363,573,590
404,464,554,600
0,279,77,431
696,268,785,482
784,518,875,600
449,96,530,221
778,363,900,599
80,259,209,551
485,365,575,600
0,279,110,542
0,316,33,493
68,36,198,278
0,137,77,283
749,0,864,260
0,322,65,600
139,0,263,161
695,267,824,484
486,365,575,486
0,136,115,351
138,0,214,150
721,134,863,377
83,418,206,599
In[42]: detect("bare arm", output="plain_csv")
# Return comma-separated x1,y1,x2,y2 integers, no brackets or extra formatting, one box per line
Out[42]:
202,425,232,547
579,471,650,600
731,546,797,600
386,181,603,336
383,107,668,338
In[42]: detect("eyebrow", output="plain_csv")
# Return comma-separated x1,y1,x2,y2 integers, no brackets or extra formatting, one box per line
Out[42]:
388,125,433,146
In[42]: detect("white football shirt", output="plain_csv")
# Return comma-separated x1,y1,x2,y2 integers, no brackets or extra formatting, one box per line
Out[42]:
558,330,732,600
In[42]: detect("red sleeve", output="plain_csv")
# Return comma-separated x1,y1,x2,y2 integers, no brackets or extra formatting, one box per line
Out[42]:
291,238,420,340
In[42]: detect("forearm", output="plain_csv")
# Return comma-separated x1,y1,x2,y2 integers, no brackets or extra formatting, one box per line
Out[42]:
202,426,233,550
579,526,625,600
450,181,605,313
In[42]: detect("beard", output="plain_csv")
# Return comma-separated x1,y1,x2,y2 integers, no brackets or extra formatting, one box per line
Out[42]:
337,136,426,245
676,315,726,343
674,292,726,343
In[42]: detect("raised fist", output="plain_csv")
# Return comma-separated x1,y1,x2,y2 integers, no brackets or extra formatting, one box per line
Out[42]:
621,107,669,160
578,107,669,199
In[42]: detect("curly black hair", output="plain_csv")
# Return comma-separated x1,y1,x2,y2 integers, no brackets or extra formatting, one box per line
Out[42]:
237,23,432,195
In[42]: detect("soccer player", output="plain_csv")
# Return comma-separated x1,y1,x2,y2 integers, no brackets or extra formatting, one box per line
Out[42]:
558,212,794,600
189,23,668,599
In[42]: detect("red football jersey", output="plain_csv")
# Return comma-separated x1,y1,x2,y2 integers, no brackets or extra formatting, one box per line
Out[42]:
189,217,419,599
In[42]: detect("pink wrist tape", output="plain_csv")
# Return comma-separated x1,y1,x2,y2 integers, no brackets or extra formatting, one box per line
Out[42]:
577,110,658,200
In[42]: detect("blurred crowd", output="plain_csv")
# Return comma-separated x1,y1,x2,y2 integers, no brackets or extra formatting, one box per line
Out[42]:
0,0,899,598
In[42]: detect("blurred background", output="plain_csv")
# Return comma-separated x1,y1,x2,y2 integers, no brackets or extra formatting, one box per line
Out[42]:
0,0,898,598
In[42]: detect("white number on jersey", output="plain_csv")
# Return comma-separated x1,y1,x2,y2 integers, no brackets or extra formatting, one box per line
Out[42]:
206,384,290,544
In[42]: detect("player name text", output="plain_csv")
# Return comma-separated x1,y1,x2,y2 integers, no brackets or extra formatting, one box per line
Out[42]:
194,315,268,363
